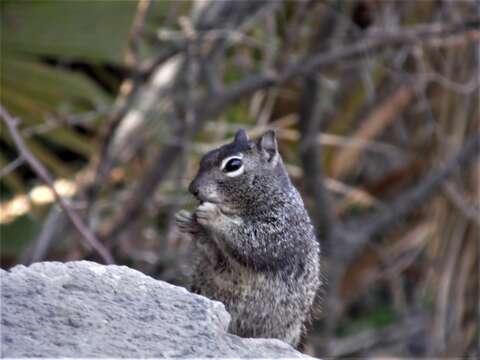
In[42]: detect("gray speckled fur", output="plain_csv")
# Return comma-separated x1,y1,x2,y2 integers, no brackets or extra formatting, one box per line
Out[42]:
175,129,320,347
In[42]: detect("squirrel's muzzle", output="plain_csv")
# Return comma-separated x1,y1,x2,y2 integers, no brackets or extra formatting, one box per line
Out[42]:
188,178,200,198
188,176,220,204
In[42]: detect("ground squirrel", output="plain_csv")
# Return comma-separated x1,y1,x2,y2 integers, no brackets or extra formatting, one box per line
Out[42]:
175,129,320,348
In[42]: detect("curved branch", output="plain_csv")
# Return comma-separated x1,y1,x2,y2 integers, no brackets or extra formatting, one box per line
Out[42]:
0,105,114,264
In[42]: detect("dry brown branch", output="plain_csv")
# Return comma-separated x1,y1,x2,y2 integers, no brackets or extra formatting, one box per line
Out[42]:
283,164,380,209
0,105,114,264
125,0,152,67
321,133,479,348
332,86,414,179
443,182,480,227
296,5,340,247
347,133,480,262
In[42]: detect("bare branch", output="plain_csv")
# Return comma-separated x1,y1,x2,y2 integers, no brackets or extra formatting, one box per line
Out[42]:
298,77,337,247
100,132,183,241
88,1,153,204
0,105,114,264
125,0,152,67
347,133,480,261
443,182,480,227
297,7,344,249
212,18,480,105
20,205,69,264
284,18,480,81
0,157,24,178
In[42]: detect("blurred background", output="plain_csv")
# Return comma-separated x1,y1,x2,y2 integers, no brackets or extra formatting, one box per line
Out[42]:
1,0,479,358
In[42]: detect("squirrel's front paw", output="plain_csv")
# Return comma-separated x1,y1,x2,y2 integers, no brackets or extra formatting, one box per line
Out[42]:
195,202,221,228
175,210,201,234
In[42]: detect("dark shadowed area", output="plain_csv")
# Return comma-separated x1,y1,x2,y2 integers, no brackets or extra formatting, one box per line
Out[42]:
1,0,479,358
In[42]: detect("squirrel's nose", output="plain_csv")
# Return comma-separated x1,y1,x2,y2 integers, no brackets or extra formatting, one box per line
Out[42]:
188,179,200,198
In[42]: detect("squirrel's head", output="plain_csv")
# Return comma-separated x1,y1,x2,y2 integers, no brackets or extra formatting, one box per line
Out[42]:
189,129,286,212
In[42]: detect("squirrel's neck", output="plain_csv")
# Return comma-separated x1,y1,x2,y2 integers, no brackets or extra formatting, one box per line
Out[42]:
242,162,302,216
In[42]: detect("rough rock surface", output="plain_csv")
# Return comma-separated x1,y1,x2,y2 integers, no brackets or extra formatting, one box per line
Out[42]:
1,261,310,358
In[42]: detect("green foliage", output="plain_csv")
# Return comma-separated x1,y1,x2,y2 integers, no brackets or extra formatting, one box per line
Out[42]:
0,214,40,257
336,305,399,337
0,0,139,192
1,56,109,121
1,0,136,62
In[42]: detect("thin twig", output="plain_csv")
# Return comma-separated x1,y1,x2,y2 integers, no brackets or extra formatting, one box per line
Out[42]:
443,182,480,228
0,105,114,264
125,0,152,67
88,0,153,204
0,157,24,178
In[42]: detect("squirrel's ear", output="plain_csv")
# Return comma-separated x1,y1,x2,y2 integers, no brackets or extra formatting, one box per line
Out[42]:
258,130,279,166
234,129,249,144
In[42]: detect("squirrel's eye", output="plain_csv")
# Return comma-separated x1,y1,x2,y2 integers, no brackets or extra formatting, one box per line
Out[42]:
220,155,244,177
224,158,242,172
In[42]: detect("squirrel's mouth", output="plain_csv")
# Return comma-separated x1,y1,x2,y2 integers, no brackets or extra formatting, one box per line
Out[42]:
195,195,219,205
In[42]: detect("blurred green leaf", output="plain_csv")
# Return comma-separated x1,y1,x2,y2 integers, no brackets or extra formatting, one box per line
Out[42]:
24,138,72,177
0,1,122,193
0,214,40,257
1,56,108,120
39,127,95,158
336,305,399,337
1,0,137,63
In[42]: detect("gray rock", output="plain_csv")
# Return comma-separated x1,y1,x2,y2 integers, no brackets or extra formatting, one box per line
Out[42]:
1,261,311,358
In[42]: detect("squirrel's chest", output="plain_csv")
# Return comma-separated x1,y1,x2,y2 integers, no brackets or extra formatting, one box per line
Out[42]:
213,266,255,290
207,265,272,302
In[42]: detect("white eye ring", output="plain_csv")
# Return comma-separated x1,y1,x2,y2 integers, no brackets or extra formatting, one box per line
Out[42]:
220,154,244,177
